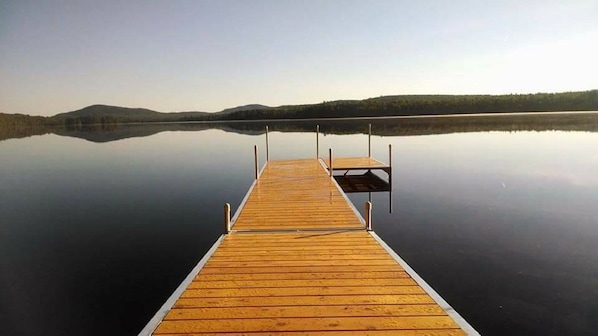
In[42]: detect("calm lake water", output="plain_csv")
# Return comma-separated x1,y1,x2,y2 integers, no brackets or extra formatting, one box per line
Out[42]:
1,115,598,335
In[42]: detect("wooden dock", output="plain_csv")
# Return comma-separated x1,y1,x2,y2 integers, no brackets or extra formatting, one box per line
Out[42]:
232,159,363,231
141,157,478,335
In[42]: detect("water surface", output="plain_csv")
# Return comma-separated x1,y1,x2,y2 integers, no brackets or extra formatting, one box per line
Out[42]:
1,116,597,335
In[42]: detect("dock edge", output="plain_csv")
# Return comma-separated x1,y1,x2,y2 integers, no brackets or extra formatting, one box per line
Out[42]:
137,235,225,336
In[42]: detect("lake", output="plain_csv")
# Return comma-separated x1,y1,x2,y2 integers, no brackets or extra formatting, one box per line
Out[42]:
1,114,597,335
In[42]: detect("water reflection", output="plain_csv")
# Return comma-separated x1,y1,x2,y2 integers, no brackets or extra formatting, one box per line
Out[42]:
1,112,598,143
1,119,597,335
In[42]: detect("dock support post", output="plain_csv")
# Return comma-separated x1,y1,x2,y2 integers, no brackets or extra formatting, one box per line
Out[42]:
316,125,320,159
265,126,269,162
254,145,259,180
366,201,372,231
224,203,231,234
368,124,372,157
329,148,333,177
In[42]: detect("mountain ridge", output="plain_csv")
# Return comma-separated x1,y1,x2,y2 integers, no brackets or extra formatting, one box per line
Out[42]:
1,90,597,125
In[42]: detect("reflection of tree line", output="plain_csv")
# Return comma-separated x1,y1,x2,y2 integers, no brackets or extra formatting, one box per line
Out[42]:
217,113,598,136
0,113,54,141
2,112,596,142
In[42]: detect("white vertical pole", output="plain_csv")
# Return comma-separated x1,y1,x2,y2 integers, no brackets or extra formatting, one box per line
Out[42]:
329,148,333,177
368,124,372,157
265,126,269,162
388,143,393,214
316,125,320,159
365,201,372,231
389,144,393,177
254,145,258,180
224,203,231,234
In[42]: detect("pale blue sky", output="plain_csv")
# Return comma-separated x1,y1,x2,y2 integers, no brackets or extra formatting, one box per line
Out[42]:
1,0,596,116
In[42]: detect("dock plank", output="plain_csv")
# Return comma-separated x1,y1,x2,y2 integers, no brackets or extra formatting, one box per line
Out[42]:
157,331,465,336
154,316,461,333
164,304,447,320
188,278,414,288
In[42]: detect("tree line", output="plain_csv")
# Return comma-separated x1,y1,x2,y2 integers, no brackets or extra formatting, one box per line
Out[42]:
1,90,597,129
219,91,598,120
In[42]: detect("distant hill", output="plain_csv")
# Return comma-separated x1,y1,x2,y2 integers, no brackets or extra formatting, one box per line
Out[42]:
50,104,210,124
53,104,162,119
220,104,269,114
46,103,270,124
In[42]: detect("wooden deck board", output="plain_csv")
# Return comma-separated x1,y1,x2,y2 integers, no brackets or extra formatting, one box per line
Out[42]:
164,304,448,320
154,316,460,333
156,331,465,336
146,158,474,336
322,156,390,171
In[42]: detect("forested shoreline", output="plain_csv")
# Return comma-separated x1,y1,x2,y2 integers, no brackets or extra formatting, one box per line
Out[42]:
1,90,597,129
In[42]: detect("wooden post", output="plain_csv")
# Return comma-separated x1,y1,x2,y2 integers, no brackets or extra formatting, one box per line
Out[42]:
254,145,258,180
365,201,372,231
224,203,231,234
329,148,333,177
265,126,269,162
316,125,320,159
368,124,372,157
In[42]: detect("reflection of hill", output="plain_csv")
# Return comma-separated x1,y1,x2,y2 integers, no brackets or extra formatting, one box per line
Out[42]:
53,123,212,142
1,112,597,143
0,125,53,141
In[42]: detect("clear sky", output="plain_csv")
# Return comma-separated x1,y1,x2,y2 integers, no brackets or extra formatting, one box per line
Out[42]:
1,0,597,116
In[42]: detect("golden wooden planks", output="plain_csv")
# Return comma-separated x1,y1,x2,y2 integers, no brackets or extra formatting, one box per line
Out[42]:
164,304,447,320
193,271,409,281
152,230,467,334
231,160,363,231
173,294,437,308
188,278,414,289
180,285,425,298
147,159,471,335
